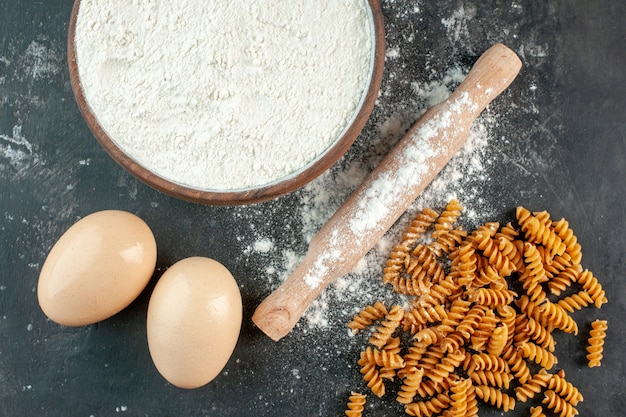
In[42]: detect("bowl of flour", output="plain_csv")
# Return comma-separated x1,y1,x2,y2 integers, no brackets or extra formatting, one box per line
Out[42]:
68,0,385,205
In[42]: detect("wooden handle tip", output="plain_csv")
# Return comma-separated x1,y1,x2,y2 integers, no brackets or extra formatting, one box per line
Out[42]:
252,303,295,342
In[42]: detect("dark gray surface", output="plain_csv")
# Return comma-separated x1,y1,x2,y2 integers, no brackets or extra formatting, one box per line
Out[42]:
1,1,625,416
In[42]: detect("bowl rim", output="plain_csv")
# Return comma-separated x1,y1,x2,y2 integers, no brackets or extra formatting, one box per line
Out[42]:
67,0,386,206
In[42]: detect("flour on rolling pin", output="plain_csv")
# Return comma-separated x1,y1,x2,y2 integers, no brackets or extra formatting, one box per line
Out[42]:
305,92,477,289
348,92,478,238
253,43,522,341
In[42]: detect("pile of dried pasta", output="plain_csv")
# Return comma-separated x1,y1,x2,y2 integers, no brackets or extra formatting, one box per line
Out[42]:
344,200,608,417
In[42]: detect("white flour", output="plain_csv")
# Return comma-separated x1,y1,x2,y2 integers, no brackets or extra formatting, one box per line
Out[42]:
74,0,372,190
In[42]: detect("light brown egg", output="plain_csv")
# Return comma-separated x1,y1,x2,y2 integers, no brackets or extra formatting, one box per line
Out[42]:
147,257,242,389
37,210,157,326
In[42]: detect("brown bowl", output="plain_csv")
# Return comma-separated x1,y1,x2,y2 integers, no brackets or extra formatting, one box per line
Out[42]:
67,0,385,205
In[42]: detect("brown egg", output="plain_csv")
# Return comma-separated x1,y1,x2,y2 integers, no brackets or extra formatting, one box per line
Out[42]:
37,210,157,326
147,257,242,389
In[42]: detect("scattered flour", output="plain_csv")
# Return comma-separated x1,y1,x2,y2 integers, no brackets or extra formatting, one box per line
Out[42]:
441,4,477,47
74,0,373,190
253,239,274,254
17,40,62,81
0,125,38,175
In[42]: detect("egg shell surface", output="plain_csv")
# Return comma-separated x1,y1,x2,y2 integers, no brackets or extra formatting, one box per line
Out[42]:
147,257,242,389
37,210,157,326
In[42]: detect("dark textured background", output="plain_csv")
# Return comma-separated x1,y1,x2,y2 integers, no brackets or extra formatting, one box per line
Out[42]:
1,1,625,416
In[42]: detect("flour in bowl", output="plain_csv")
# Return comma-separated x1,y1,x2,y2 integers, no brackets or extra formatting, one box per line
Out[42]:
74,0,373,190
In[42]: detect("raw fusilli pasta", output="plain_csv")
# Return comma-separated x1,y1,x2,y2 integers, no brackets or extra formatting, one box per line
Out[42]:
369,305,404,349
542,390,578,417
586,319,607,368
344,391,366,417
475,385,516,412
404,393,451,417
348,301,388,334
447,377,472,417
345,201,608,417
529,406,547,417
548,371,583,406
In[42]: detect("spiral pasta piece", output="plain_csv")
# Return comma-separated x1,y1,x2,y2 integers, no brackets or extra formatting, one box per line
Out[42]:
442,298,472,327
522,317,556,352
577,269,607,308
417,275,462,307
396,366,424,405
392,244,446,296
468,369,513,389
404,393,451,417
348,301,388,334
413,324,452,346
440,331,467,354
557,291,594,313
456,304,487,339
447,377,472,417
486,324,508,356
496,305,516,349
471,287,517,307
540,255,571,283
468,353,510,373
382,245,411,285
514,368,552,402
473,230,516,277
538,301,578,335
470,308,499,352
548,264,582,296
391,275,430,297
448,242,477,287
502,344,531,384
403,208,440,244
474,385,516,412
411,246,446,284
548,372,583,405
360,362,386,397
430,227,467,257
369,305,404,349
551,217,582,265
400,341,428,377
465,383,480,417
403,304,447,332
414,378,450,399
530,406,547,417
358,346,405,370
586,319,607,368
518,341,558,370
432,199,464,239
470,263,501,289
383,208,439,285
498,236,525,272
521,242,548,303
379,337,403,380
495,222,520,242
467,221,500,244
512,314,531,346
516,206,566,260
423,348,466,384
416,343,447,372
344,392,366,417
542,390,579,417
515,295,547,326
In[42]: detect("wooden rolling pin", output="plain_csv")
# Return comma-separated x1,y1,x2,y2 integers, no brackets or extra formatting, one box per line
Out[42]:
252,43,522,341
